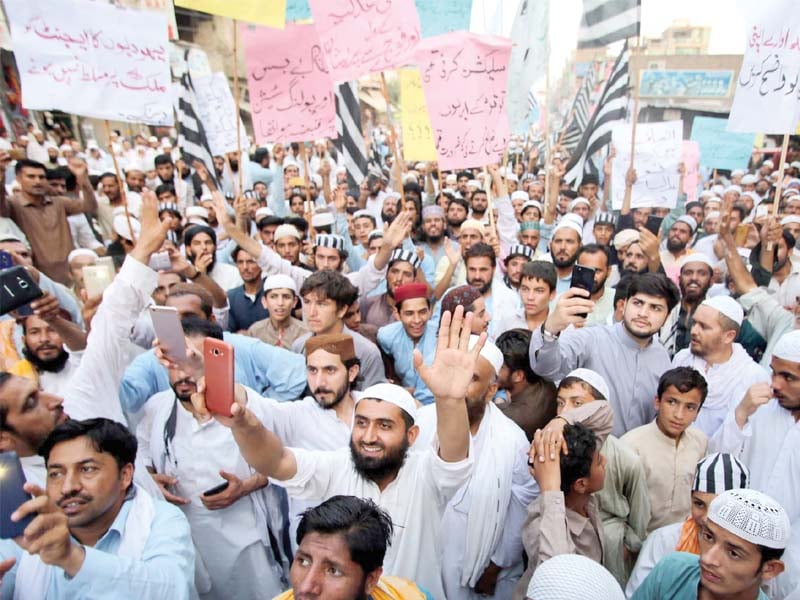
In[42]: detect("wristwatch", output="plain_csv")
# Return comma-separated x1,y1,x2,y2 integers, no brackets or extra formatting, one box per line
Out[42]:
541,324,560,342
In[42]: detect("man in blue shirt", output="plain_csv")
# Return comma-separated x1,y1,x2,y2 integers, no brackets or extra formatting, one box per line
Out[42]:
226,246,269,332
1,418,195,599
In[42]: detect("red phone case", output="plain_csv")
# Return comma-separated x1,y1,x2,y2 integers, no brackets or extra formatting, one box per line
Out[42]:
203,338,235,417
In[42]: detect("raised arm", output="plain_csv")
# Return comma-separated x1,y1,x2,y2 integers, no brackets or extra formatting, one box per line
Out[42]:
66,158,99,214
29,292,87,351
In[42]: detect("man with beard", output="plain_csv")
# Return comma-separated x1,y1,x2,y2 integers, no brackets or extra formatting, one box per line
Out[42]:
0,418,196,599
125,165,145,193
197,307,480,600
360,250,421,330
661,254,715,357
464,243,520,339
548,220,583,296
377,283,437,406
11,313,84,398
750,226,800,310
97,172,142,241
183,224,243,292
469,189,489,222
446,197,470,238
660,216,697,282
364,174,388,227
531,273,679,436
575,244,613,326
380,193,401,227
434,219,486,299
138,317,287,599
226,246,269,333
419,205,448,265
415,336,534,599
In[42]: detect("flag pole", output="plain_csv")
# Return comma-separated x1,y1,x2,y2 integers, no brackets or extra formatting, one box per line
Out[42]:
232,18,244,196
767,133,790,251
627,38,641,180
543,0,552,207
379,72,407,208
103,119,136,244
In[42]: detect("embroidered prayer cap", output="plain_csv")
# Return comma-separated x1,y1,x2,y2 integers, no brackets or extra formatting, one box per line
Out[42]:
274,224,302,242
568,197,591,211
422,205,444,220
676,215,698,232
460,219,485,235
520,221,541,232
505,244,534,263
263,274,298,295
521,200,543,213
677,252,715,271
313,234,346,251
393,283,428,305
700,295,744,326
353,210,376,222
311,211,335,228
67,248,98,264
693,453,749,494
441,285,482,317
708,489,791,550
388,248,421,271
511,190,529,202
565,368,610,401
468,335,503,376
305,333,356,363
357,382,417,423
527,554,624,600
594,212,617,227
552,219,583,239
772,330,800,363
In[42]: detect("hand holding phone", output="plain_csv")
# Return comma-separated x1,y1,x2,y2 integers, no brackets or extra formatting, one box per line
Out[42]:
0,266,43,316
0,451,35,539
570,265,596,319
150,306,187,363
645,215,663,236
203,481,230,497
204,338,235,417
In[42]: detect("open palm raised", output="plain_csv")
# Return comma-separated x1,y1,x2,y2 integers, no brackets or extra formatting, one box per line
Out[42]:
414,305,487,401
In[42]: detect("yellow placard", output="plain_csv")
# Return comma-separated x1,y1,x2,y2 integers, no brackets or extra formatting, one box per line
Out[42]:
399,68,438,162
175,0,286,28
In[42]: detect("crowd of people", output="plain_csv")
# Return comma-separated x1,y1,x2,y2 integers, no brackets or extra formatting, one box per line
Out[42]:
0,122,797,600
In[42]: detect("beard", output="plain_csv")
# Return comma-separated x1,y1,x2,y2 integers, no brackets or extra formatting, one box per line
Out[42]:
468,278,491,295
592,275,608,295
667,238,687,253
350,436,409,483
447,217,465,228
680,281,710,304
381,211,396,225
425,232,444,244
312,381,349,409
552,253,577,269
171,378,197,403
22,345,69,373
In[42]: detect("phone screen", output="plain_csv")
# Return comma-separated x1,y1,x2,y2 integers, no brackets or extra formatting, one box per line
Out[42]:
0,251,13,271
570,265,595,319
0,451,35,538
645,216,663,236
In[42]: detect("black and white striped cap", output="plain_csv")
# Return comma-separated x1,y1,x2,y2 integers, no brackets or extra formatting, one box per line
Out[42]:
506,244,534,261
594,212,617,226
693,452,749,494
313,234,346,251
388,248,421,270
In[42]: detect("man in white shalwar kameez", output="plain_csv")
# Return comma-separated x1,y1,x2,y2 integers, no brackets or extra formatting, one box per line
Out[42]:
416,337,535,599
672,296,768,436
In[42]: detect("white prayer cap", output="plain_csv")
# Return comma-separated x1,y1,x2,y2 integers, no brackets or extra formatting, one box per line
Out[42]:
731,169,745,177
678,252,715,271
506,173,519,183
284,157,300,168
460,219,485,235
527,554,624,600
311,211,335,228
791,161,800,169
708,489,791,550
565,368,610,401
568,197,591,211
553,218,583,240
468,335,503,376
522,200,543,213
613,228,640,249
335,165,347,175
59,143,72,153
741,174,758,185
445,173,458,184
273,224,301,242
67,248,98,263
764,159,775,168
403,173,419,186
147,135,158,144
263,274,297,294
511,190,529,202
186,206,209,223
86,139,100,151
693,453,749,494
724,185,742,196
467,179,481,191
676,215,698,231
310,174,323,188
781,215,800,227
357,383,417,423
772,330,800,363
711,184,725,196
414,162,426,170
112,214,141,241
700,295,744,326
254,207,273,221
699,190,715,199
705,210,721,222
742,191,761,205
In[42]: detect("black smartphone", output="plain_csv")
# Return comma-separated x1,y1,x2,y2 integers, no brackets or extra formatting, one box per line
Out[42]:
0,266,43,316
203,481,230,497
571,264,596,319
0,251,13,271
0,451,35,538
645,215,663,236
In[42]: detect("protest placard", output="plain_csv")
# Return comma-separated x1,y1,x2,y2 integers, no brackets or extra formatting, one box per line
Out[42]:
399,69,437,161
415,0,471,38
414,31,512,170
4,0,173,125
175,0,285,28
690,116,755,171
611,121,683,209
242,22,336,144
308,0,421,83
682,141,700,204
728,0,800,133
193,72,248,156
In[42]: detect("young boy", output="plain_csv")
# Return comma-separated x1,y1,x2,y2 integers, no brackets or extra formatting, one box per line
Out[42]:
621,366,709,532
494,261,557,333
631,489,789,600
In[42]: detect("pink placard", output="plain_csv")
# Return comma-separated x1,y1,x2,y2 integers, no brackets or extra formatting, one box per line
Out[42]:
308,0,421,83
414,31,512,170
682,140,700,205
242,23,336,144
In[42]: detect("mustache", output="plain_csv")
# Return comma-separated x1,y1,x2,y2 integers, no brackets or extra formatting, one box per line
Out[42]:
58,492,93,508
313,387,334,395
35,344,59,352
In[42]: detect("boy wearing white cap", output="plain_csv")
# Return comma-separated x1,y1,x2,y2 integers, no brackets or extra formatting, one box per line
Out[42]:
672,296,769,436
415,336,535,599
195,307,481,600
247,274,308,348
631,489,789,600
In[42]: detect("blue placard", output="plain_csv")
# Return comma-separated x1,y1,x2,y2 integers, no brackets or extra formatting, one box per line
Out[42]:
415,0,472,38
639,70,733,99
690,117,755,171
286,0,311,21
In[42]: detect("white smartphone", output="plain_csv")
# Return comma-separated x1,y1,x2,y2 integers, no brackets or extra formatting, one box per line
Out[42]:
82,265,113,298
149,306,187,363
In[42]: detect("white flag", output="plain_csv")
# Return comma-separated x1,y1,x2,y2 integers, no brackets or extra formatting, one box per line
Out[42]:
507,0,549,133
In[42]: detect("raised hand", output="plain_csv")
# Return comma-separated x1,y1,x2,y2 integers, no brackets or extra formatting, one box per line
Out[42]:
543,288,594,334
735,382,772,428
131,190,170,264
444,238,460,266
383,210,413,248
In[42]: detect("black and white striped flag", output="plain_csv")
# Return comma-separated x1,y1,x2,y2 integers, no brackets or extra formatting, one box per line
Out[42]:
175,50,217,180
334,81,368,190
564,42,630,187
578,0,640,48
561,65,597,154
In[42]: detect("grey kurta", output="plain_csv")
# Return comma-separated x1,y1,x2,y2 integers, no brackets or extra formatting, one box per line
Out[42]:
529,322,672,437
